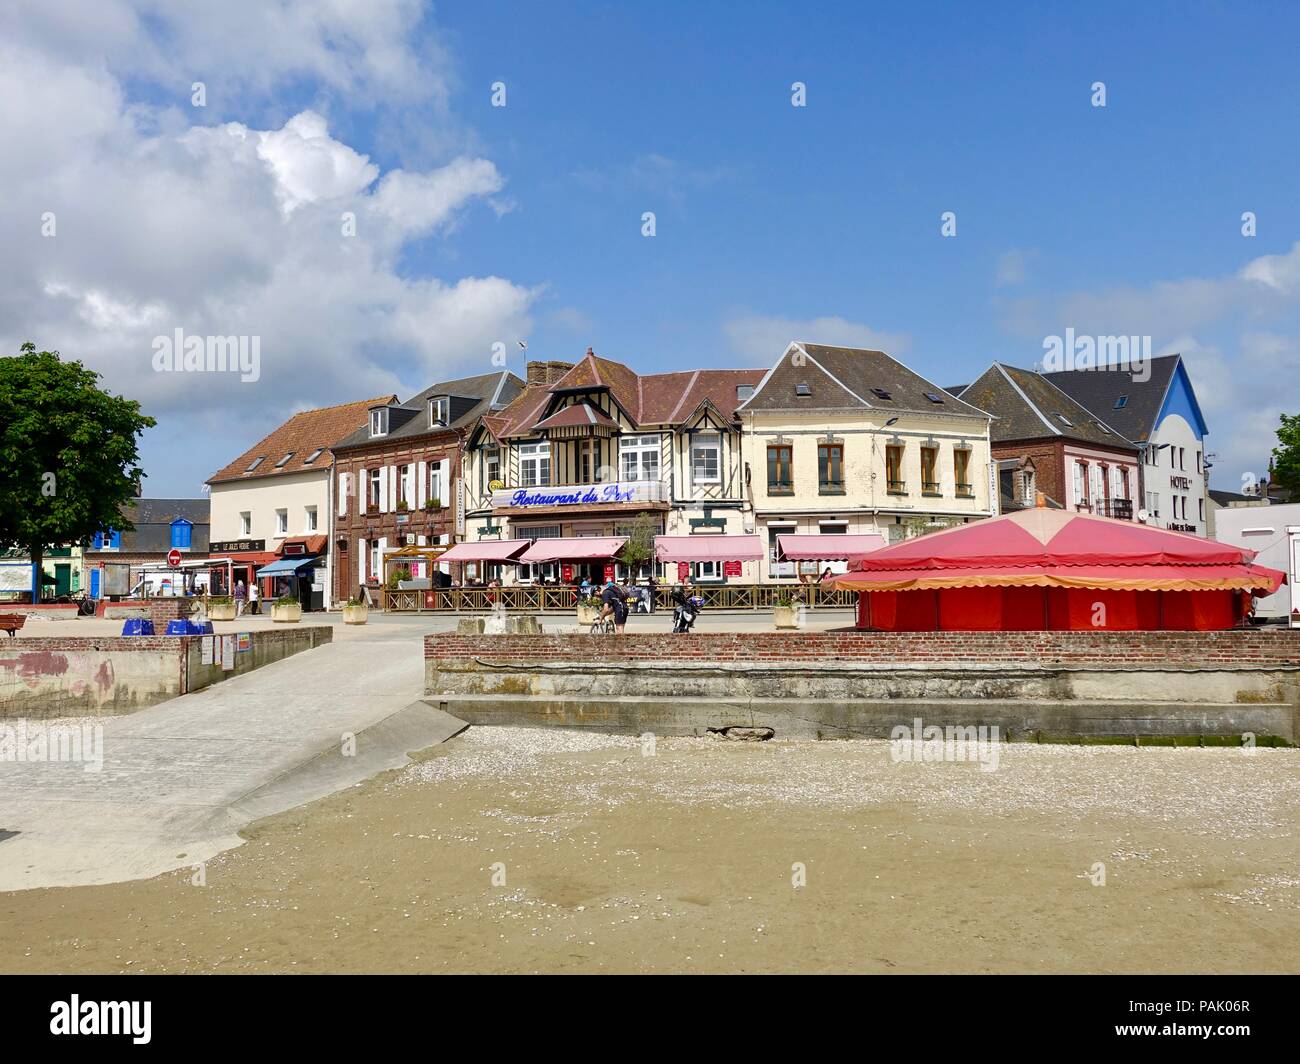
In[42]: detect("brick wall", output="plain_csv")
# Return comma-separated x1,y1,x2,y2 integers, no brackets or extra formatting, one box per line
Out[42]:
424,629,1300,668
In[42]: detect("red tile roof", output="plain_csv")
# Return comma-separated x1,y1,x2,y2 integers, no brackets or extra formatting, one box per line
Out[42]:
208,396,395,485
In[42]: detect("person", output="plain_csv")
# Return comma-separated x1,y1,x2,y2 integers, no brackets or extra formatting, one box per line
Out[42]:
247,580,260,615
671,582,697,633
234,579,247,617
599,579,629,633
819,566,833,584
646,574,658,613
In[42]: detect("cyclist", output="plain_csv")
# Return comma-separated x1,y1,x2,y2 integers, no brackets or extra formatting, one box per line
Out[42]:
599,579,629,634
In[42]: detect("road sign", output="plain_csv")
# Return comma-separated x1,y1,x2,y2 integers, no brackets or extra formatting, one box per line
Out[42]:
167,548,182,567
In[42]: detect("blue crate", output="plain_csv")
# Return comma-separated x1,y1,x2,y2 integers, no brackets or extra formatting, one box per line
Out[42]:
121,618,155,636
164,619,197,636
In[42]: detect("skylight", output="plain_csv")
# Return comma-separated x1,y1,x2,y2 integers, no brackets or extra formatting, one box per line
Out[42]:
302,448,324,465
924,391,945,404
245,456,265,472
1114,395,1129,409
274,452,294,468
795,382,812,397
1057,414,1073,426
871,388,893,400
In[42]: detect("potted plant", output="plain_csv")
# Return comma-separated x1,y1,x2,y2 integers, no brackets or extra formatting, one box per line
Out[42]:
208,595,236,621
576,591,601,626
342,595,368,625
773,589,799,630
424,498,441,512
271,594,302,623
396,499,409,512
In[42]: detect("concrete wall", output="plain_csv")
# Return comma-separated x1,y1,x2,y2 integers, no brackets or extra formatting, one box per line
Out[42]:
424,630,1300,742
0,627,332,719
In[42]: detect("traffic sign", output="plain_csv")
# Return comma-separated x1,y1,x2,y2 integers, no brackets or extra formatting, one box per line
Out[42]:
167,548,182,567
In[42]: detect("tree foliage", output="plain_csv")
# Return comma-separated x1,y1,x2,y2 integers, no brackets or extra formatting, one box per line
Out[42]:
0,343,155,568
617,512,659,571
1271,413,1300,496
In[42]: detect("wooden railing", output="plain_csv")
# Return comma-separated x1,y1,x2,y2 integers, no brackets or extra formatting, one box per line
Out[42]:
380,584,855,612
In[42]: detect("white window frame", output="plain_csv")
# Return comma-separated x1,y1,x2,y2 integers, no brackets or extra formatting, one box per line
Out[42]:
519,440,550,488
304,505,318,533
428,464,443,507
691,432,721,484
369,409,388,438
276,509,288,535
369,468,382,508
620,434,660,482
240,512,251,536
430,397,448,427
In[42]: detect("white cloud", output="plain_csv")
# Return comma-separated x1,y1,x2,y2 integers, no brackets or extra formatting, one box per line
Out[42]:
724,314,911,362
248,111,379,213
996,249,1031,287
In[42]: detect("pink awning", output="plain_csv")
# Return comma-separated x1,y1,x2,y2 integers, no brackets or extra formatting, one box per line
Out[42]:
654,535,764,563
517,536,628,563
777,533,886,561
438,539,530,563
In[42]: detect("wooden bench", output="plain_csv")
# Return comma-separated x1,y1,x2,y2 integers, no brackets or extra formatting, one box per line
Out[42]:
0,613,26,639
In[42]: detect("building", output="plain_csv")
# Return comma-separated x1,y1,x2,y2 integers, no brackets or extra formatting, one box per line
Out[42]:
0,544,85,601
739,343,995,579
956,363,1141,520
1212,500,1300,622
1042,354,1209,534
329,371,523,603
460,351,766,586
207,396,392,610
82,498,210,597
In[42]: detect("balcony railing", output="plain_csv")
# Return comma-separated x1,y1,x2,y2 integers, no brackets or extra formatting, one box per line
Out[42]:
955,482,974,498
1097,498,1134,520
921,480,941,495
886,479,907,495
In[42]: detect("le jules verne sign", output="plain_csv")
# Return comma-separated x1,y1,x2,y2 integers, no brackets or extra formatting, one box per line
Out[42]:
492,482,661,509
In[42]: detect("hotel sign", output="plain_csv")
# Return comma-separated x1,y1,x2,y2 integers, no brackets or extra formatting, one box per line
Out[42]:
492,480,668,509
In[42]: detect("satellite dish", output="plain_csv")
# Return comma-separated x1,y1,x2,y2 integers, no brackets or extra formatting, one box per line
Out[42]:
1137,508,1149,523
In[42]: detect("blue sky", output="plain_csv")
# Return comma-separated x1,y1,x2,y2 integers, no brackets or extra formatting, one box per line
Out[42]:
3,0,1298,494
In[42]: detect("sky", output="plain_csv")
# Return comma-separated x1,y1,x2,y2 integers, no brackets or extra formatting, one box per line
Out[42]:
2,0,1299,496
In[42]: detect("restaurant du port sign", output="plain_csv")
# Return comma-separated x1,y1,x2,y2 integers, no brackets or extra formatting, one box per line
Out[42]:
492,481,665,509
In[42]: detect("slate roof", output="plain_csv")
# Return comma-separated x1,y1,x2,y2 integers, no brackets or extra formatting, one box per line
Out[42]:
1041,354,1182,443
958,364,1137,450
332,371,523,450
209,397,394,484
89,498,211,553
739,343,989,418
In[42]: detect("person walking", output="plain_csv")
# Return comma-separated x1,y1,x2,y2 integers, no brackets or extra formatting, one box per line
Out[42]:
234,579,247,617
646,574,658,613
247,579,260,615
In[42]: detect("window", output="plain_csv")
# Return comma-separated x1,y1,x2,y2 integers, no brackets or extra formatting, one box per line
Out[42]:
1196,450,1202,474
275,452,294,468
276,509,288,535
691,433,721,483
245,456,265,473
886,444,905,493
93,530,122,550
693,560,722,582
485,451,501,488
1058,414,1073,426
923,391,945,405
397,464,411,507
871,388,893,401
369,469,382,508
519,441,550,487
1021,468,1035,503
620,435,660,482
1146,491,1160,518
1120,467,1130,499
516,524,563,540
1074,462,1088,506
736,384,754,402
954,449,973,496
428,464,443,507
369,543,381,582
305,506,318,532
818,443,843,493
303,447,324,465
1115,395,1129,409
768,444,794,493
1178,447,1186,471
920,446,939,494
795,382,812,398
429,396,448,427
170,520,192,549
369,408,388,438
240,512,252,536
1199,498,1205,522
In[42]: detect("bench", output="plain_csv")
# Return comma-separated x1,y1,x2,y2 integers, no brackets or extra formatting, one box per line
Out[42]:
0,613,27,639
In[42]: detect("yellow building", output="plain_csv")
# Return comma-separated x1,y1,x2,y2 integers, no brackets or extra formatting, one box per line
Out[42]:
738,343,995,580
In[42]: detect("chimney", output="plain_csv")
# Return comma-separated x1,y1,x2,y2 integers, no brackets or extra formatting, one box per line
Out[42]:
526,359,575,387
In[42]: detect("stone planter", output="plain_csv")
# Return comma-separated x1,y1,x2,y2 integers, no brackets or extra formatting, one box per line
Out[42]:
208,602,236,621
773,605,799,630
576,603,600,626
271,602,303,623
342,604,368,625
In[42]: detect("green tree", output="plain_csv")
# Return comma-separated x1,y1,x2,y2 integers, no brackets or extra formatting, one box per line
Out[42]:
617,511,659,574
1271,413,1300,497
0,343,155,589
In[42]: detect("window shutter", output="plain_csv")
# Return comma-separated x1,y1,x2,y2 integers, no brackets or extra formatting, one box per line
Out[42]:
416,461,426,508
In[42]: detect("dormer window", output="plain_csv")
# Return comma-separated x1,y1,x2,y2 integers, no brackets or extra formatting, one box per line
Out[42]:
370,408,388,438
430,396,449,427
736,384,754,402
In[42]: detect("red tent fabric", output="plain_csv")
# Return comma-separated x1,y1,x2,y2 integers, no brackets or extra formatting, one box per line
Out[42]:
828,507,1285,631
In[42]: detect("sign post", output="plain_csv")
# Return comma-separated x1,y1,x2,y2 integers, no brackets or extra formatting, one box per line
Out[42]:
167,548,182,568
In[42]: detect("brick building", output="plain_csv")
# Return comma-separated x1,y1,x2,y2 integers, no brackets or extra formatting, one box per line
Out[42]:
330,370,523,603
82,497,210,597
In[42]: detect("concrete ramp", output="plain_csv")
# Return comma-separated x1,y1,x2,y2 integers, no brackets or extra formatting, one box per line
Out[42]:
0,629,463,891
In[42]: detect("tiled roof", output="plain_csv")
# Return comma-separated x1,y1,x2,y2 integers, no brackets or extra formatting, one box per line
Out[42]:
740,343,989,418
208,396,393,484
532,402,620,431
959,364,1137,449
332,371,523,450
1041,354,1181,443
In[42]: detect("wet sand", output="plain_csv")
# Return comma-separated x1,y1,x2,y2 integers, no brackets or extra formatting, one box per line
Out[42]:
1,730,1296,974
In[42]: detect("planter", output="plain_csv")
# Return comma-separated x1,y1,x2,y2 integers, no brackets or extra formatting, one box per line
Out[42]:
271,603,303,624
342,604,368,625
208,602,236,621
773,605,799,630
576,603,600,626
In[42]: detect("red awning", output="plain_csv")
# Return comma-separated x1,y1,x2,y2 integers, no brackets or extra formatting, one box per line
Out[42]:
777,533,886,561
654,535,763,563
438,540,530,563
517,536,628,563
828,562,1286,593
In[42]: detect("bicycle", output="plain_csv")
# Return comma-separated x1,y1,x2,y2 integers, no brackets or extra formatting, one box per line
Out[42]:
589,615,617,635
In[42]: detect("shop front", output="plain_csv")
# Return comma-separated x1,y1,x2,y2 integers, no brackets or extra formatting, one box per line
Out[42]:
208,538,276,600
275,535,329,610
